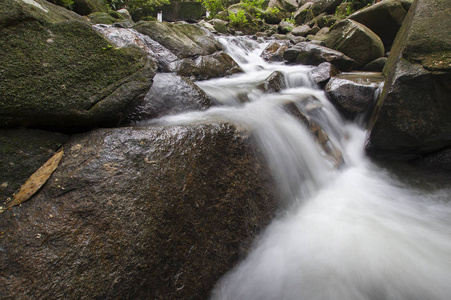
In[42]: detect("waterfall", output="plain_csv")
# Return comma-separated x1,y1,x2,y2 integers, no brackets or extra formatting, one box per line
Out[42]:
204,37,451,300
99,27,451,298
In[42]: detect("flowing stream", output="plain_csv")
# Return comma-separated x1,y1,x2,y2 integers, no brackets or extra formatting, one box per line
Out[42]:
101,28,451,299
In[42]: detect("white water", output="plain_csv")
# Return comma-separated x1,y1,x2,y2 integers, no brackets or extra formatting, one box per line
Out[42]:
140,36,451,299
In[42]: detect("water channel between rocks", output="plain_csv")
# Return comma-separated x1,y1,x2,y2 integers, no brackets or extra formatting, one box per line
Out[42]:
102,29,451,299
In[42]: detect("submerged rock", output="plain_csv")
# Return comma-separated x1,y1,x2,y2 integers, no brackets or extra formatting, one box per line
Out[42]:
0,124,279,299
124,73,213,123
284,42,356,71
324,19,385,68
367,0,451,161
0,0,156,130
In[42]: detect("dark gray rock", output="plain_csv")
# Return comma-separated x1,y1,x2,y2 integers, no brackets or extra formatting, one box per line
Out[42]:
0,124,279,299
257,71,287,93
349,0,409,50
124,73,213,123
284,42,356,71
291,24,311,37
0,129,69,202
176,51,243,80
324,19,385,68
366,0,451,160
293,2,314,25
326,74,384,119
361,57,387,72
278,20,295,34
261,41,291,62
317,14,339,28
308,62,339,85
311,0,343,15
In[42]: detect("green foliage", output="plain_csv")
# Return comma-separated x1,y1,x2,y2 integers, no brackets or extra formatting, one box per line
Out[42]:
46,0,74,9
241,0,265,10
196,0,227,17
266,6,280,15
229,9,248,27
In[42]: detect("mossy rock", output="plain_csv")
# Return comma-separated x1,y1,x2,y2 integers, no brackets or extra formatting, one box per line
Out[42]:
88,12,118,24
72,0,109,15
0,0,156,130
134,21,222,59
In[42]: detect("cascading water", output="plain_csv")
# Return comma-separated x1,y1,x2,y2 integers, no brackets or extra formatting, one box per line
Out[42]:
111,30,451,299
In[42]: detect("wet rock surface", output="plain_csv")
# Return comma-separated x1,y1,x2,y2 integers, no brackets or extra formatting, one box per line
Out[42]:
176,51,243,80
0,129,69,202
261,41,290,62
124,73,213,123
257,71,287,93
325,73,383,119
284,42,356,71
308,62,339,85
0,124,279,299
367,0,451,161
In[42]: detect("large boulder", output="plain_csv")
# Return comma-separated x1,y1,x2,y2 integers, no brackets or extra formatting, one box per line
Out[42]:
293,2,314,25
125,73,213,123
366,0,451,160
0,124,279,299
72,0,108,15
324,19,385,68
284,42,356,71
348,0,410,50
0,0,156,130
134,21,222,59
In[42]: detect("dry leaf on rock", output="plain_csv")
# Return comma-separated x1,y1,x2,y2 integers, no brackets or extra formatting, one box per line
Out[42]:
5,149,64,210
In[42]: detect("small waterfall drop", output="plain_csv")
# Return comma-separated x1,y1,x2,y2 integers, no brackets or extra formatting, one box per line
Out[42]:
135,34,451,299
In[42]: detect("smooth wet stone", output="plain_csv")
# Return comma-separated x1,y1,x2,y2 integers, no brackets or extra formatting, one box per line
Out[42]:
0,124,279,299
284,42,356,71
325,73,384,119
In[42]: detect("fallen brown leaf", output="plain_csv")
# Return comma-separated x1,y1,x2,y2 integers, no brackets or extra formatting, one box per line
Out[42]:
5,149,64,210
